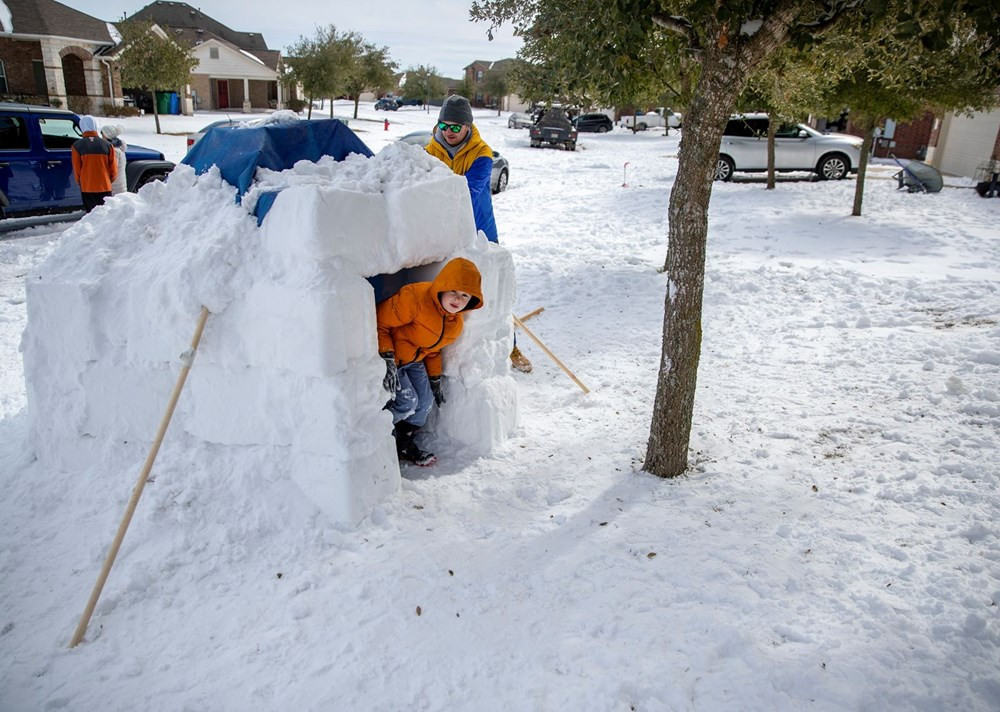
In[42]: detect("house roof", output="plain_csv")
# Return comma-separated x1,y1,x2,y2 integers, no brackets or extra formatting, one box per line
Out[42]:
1,0,116,44
168,26,279,70
464,58,516,72
129,1,270,52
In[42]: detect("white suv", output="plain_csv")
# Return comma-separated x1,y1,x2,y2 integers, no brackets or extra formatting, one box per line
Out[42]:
715,114,863,181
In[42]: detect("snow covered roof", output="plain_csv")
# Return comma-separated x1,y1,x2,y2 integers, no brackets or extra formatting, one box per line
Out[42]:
1,0,116,44
129,1,270,52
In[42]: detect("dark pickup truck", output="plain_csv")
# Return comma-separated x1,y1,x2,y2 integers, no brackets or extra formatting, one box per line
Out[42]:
0,102,174,219
529,108,578,151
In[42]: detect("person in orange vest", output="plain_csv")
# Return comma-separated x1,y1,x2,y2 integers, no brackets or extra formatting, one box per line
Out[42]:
71,115,117,213
376,257,484,466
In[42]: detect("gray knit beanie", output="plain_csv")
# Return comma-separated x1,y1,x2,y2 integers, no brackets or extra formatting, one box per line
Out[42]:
438,95,474,126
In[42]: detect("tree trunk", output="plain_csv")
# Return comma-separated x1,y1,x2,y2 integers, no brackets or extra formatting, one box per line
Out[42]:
766,110,777,190
152,100,161,135
307,96,314,120
644,2,801,478
852,117,879,217
353,97,360,119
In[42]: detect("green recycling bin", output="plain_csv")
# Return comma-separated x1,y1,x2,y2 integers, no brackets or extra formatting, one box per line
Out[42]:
155,91,171,114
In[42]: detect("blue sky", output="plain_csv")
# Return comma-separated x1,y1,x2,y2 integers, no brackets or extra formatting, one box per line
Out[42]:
76,0,523,78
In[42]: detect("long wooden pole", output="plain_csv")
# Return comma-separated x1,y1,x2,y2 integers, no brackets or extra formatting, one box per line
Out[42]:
69,306,210,648
517,307,545,323
511,314,590,394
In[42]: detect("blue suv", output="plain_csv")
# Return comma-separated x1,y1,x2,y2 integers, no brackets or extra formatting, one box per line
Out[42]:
0,103,175,219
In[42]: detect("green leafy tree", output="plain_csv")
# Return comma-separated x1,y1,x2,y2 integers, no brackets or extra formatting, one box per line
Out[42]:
342,37,397,119
116,20,197,134
814,10,1000,216
285,25,354,119
483,66,509,114
402,65,446,113
472,0,1000,478
456,77,475,101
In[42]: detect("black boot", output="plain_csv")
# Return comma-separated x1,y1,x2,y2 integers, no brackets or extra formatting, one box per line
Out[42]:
393,422,436,466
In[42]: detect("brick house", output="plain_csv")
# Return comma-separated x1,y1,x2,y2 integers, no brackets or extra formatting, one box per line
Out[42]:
128,2,282,112
0,0,124,114
462,58,526,111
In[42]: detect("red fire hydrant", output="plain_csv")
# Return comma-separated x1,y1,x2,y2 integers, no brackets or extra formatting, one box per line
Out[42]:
384,118,389,131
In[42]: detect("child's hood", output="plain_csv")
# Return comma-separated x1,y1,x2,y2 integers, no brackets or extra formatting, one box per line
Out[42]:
430,258,484,312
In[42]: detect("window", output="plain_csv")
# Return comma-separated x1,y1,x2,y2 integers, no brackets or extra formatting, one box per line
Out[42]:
209,47,219,59
33,60,47,95
39,117,81,150
0,117,30,150
775,123,805,139
0,61,7,93
724,117,768,137
476,70,483,82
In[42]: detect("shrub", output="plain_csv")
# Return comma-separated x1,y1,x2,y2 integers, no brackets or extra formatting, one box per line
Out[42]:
286,98,308,113
67,96,93,115
101,102,141,118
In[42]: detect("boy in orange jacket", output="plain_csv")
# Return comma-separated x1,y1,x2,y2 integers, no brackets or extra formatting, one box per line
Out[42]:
376,257,484,466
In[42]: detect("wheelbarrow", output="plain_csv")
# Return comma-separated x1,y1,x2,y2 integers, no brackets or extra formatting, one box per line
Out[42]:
890,153,943,193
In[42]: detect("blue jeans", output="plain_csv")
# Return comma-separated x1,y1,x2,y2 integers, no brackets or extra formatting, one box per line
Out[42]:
385,361,433,427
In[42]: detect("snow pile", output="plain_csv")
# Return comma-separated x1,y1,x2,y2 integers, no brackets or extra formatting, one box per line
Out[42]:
22,139,517,525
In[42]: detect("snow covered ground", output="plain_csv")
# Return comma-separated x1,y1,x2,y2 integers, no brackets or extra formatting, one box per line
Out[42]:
1,102,998,711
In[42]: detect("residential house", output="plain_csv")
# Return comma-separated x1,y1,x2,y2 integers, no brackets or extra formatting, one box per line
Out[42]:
0,0,123,114
463,58,527,112
128,2,282,112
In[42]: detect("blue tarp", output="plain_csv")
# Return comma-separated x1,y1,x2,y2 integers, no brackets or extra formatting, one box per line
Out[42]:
180,118,406,302
181,119,373,198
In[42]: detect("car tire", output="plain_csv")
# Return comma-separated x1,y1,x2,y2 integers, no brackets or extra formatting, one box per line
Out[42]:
817,153,849,180
597,126,608,134
508,119,515,128
137,171,168,189
715,155,735,181
566,142,576,151
637,122,647,131
494,168,508,194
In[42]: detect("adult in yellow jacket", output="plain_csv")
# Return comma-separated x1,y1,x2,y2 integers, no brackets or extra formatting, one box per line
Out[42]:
376,257,484,465
425,95,532,373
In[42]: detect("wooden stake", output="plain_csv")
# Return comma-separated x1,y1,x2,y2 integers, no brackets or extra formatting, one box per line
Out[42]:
511,314,590,394
69,306,210,648
516,307,545,323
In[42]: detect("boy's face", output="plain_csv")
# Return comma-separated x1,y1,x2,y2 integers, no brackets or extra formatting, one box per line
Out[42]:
440,290,472,314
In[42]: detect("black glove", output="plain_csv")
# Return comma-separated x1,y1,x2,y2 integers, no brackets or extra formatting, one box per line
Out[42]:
380,352,398,393
429,375,446,406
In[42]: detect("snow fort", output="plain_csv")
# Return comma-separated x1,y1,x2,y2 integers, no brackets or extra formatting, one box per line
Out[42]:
21,114,518,526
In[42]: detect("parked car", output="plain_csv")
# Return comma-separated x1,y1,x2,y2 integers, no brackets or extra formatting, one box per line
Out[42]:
0,102,174,219
573,113,613,133
397,97,424,107
186,118,243,149
374,98,399,111
397,130,509,194
715,113,863,181
508,112,534,129
622,108,682,131
529,108,578,150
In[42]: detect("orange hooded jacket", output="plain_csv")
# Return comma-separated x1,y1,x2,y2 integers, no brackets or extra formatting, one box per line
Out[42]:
376,258,484,377
71,131,117,193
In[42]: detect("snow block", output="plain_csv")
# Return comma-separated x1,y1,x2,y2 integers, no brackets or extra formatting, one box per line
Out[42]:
23,120,519,527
